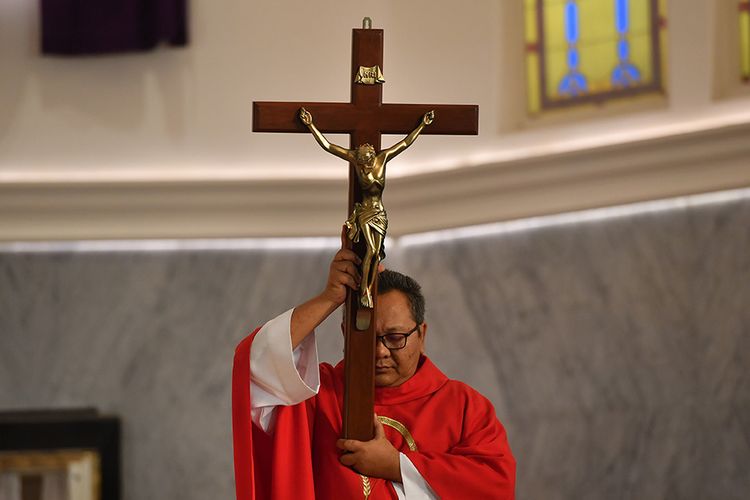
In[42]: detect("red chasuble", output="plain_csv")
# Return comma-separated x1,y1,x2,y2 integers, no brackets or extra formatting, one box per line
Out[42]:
232,329,516,499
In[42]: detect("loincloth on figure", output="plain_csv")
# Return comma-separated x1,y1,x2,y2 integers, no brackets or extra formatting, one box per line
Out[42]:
345,200,387,259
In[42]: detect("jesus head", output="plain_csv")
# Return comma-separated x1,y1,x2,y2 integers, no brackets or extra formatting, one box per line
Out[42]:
355,143,376,166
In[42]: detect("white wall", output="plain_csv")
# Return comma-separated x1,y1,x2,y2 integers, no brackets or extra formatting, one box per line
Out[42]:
2,0,506,179
0,0,748,240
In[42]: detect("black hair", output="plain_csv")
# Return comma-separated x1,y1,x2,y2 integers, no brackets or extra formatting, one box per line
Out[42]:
377,270,425,324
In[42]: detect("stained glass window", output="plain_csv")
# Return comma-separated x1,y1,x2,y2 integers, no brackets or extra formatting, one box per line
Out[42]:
525,0,667,114
741,0,750,82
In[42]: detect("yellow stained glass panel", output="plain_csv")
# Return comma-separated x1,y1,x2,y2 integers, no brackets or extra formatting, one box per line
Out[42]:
741,1,750,80
525,0,541,112
542,1,568,99
525,0,666,113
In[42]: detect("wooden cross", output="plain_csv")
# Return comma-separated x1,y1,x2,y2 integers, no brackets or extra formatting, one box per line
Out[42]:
253,24,478,441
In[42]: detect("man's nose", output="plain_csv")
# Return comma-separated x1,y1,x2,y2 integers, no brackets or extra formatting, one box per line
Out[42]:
375,338,390,357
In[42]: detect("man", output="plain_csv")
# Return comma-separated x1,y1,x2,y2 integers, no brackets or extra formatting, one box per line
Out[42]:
232,246,516,499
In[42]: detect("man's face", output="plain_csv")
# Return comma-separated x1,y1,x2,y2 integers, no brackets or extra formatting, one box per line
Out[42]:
374,291,426,387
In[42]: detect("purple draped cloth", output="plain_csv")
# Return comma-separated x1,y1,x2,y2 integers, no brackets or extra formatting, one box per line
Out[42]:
41,0,188,55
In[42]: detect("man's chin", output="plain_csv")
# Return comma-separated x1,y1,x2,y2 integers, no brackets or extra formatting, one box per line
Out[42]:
375,371,408,388
374,374,396,387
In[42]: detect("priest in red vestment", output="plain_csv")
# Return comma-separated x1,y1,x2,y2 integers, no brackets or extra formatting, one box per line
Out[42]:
232,245,516,499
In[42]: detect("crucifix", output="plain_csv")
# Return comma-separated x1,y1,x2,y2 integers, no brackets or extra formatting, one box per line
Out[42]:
252,19,478,441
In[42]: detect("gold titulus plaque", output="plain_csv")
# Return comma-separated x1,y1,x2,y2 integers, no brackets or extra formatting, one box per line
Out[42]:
354,65,385,85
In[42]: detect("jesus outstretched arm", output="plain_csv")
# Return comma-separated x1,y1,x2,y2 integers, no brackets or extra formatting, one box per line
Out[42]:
299,107,354,162
380,110,434,163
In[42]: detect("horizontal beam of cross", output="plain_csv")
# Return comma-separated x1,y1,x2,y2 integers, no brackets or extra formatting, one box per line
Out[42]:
253,102,479,136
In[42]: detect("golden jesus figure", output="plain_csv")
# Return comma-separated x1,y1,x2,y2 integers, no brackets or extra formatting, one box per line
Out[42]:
299,107,434,308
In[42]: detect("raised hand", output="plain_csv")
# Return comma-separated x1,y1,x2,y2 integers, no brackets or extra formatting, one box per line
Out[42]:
320,228,361,306
299,107,313,126
289,229,361,348
423,110,434,125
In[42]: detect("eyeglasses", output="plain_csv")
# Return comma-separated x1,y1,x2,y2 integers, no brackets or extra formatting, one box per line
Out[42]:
376,324,421,350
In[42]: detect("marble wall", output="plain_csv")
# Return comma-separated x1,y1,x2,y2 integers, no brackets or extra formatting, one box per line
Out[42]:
1,195,749,499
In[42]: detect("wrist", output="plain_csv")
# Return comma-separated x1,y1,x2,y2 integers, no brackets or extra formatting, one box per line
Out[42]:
290,293,340,348
316,291,343,312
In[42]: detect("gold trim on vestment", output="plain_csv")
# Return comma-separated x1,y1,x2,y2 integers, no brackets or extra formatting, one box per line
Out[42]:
360,416,418,499
377,416,418,451
361,474,373,499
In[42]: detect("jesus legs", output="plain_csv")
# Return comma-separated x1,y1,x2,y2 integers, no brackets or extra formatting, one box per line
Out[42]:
359,225,383,309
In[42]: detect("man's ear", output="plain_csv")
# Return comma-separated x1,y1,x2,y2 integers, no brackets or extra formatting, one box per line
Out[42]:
419,323,427,354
